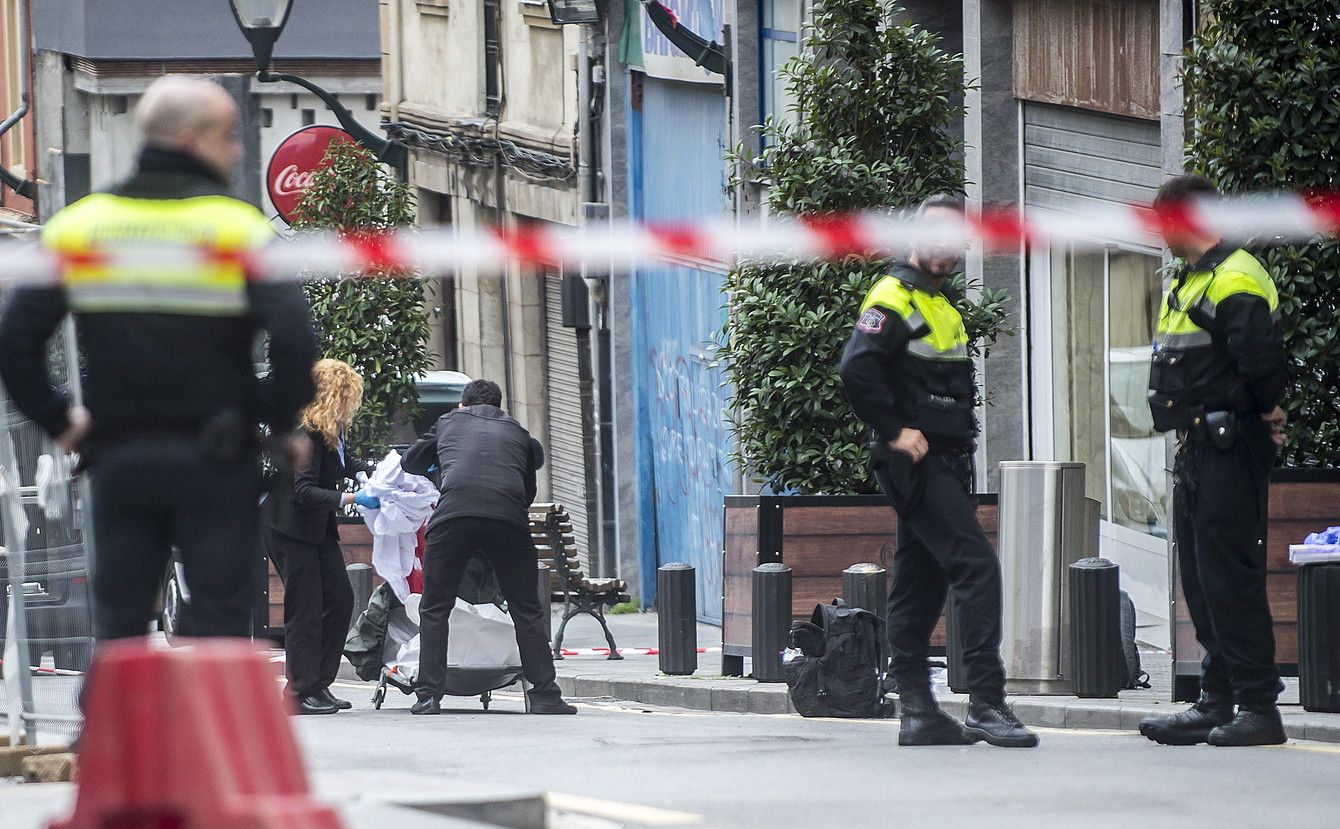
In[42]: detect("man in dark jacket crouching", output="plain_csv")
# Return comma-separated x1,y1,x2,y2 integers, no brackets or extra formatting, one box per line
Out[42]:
402,378,575,715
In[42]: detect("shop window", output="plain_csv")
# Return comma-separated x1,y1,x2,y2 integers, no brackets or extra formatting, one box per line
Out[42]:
483,0,502,117
760,0,802,135
1049,244,1166,537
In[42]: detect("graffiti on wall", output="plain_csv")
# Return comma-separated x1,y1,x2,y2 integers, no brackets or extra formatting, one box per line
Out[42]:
647,338,729,622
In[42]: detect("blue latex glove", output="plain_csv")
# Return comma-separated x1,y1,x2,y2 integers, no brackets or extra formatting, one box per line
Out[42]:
1304,526,1340,545
354,492,381,510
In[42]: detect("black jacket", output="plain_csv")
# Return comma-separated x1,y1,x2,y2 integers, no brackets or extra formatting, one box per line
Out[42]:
270,428,372,544
402,405,543,530
0,147,316,445
838,262,976,450
1148,244,1287,432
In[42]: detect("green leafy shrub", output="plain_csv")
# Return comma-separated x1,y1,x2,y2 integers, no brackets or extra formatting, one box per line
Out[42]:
291,139,434,457
721,0,1008,494
1183,3,1340,466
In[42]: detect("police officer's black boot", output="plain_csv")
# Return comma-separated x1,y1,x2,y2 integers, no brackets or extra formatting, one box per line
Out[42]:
963,694,1040,748
1207,704,1287,747
898,686,979,746
1138,691,1233,746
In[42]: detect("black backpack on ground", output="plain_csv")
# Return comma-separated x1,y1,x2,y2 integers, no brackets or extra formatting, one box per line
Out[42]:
1119,589,1151,690
783,600,891,718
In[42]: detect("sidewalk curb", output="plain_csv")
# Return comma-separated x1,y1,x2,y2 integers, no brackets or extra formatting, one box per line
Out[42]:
555,673,1340,744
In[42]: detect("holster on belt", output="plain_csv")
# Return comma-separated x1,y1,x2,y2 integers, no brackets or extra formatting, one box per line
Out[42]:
1203,410,1241,450
198,409,251,464
1179,409,1240,451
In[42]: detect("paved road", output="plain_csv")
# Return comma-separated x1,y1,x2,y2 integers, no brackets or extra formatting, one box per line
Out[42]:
297,677,1340,829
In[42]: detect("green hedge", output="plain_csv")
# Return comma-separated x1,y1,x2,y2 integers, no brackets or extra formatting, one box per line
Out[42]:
721,0,1007,494
292,140,435,457
1183,2,1340,466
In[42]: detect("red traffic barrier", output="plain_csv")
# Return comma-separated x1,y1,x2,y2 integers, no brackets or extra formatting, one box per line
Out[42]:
51,639,343,829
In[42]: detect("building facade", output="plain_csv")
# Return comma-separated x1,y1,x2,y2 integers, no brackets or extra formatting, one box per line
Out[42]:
379,0,1197,634
0,0,35,219
380,0,611,578
31,0,383,221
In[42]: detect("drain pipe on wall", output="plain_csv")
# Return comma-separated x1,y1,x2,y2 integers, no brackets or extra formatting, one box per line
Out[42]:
0,0,36,201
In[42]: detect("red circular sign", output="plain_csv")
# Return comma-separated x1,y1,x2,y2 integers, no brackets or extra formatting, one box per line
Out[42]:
266,125,354,224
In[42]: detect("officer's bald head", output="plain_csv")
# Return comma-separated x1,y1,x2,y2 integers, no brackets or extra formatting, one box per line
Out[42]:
135,77,241,183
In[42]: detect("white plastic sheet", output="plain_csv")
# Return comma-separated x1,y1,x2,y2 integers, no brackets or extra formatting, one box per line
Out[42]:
387,599,521,681
359,450,438,601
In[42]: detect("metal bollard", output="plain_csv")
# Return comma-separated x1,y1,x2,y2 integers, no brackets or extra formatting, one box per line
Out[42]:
751,563,792,683
657,563,697,675
537,561,553,644
1299,563,1340,713
842,563,887,615
346,563,373,628
1069,557,1124,699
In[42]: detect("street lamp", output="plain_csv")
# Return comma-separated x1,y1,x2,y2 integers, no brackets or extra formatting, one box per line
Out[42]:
547,0,606,25
229,0,294,73
228,0,407,176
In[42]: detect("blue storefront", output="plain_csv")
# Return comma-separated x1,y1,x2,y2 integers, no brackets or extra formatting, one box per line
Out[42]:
622,0,733,622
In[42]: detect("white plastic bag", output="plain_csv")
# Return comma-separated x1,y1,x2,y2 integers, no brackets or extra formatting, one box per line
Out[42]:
391,599,521,679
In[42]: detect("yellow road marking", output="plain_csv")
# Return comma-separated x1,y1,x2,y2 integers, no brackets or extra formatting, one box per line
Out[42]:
1266,741,1340,755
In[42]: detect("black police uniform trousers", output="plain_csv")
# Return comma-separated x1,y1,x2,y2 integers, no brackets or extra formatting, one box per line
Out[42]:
89,435,260,640
875,450,1007,699
268,527,354,697
416,516,558,699
1174,421,1280,706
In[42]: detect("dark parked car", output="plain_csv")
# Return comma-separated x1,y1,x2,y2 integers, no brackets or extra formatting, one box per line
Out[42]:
0,482,94,672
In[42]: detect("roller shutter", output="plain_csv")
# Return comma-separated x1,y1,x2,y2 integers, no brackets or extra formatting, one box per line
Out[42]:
1023,103,1161,222
544,273,591,571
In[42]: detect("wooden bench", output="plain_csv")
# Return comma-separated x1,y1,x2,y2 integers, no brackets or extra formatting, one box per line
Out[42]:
529,503,629,660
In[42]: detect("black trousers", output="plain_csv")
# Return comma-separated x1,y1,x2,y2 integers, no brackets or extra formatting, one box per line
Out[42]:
89,436,260,640
269,529,354,697
875,450,1006,698
1174,423,1281,706
416,517,557,698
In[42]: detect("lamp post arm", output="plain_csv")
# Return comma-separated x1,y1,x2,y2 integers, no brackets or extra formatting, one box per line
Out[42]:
257,70,408,177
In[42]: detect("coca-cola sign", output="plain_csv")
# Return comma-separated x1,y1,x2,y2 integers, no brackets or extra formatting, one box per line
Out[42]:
266,125,353,224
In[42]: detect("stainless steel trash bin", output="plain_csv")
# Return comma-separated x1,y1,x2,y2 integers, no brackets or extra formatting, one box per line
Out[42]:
998,461,1089,695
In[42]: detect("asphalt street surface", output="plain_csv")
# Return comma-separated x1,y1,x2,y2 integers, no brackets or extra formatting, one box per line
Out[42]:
298,677,1340,829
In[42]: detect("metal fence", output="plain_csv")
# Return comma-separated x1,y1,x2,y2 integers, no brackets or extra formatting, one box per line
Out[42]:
0,223,95,747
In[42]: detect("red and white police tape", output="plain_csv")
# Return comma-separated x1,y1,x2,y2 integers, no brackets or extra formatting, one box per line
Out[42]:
558,645,723,657
5,192,1339,285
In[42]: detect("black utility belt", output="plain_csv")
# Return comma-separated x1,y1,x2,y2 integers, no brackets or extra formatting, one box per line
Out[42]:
96,409,255,462
1177,410,1248,451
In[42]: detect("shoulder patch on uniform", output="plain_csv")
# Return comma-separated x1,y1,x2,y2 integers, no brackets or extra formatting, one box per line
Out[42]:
856,307,888,334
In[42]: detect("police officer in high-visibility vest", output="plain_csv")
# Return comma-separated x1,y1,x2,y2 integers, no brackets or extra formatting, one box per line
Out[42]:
840,194,1038,749
1138,174,1289,747
0,76,317,641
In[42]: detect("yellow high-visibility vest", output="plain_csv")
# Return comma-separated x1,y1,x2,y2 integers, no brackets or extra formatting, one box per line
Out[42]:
1156,249,1279,350
42,193,273,316
860,276,970,362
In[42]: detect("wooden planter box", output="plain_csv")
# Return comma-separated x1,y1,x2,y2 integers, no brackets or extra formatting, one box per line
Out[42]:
264,517,376,637
722,493,998,674
1170,468,1340,701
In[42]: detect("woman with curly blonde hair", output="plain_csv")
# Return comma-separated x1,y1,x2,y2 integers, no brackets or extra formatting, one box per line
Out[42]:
269,358,380,714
